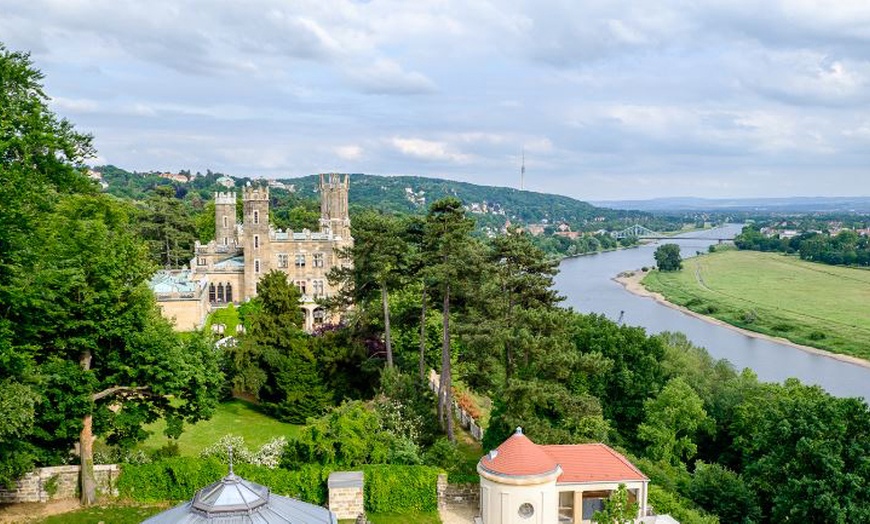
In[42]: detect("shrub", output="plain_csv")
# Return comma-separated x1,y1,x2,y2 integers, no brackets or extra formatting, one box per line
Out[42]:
362,465,440,513
649,485,719,524
199,434,287,469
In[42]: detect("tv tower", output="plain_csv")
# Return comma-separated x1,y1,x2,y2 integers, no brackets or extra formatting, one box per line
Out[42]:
520,148,526,191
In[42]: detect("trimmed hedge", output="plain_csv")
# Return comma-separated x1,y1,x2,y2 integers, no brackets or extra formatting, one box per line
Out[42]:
362,465,441,513
117,459,441,513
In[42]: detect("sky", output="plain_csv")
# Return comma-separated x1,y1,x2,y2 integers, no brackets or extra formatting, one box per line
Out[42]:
3,0,870,200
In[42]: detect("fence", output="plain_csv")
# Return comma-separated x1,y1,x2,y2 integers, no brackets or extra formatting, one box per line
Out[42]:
427,370,485,441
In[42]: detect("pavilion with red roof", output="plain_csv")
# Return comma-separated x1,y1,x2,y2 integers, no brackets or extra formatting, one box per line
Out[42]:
477,427,649,524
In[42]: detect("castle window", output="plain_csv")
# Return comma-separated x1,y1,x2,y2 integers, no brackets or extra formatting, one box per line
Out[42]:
295,254,306,267
254,210,259,225
217,283,225,303
225,283,233,303
313,253,324,268
312,280,324,297
208,283,216,303
254,235,259,249
277,254,289,268
255,259,261,273
223,237,228,246
223,215,228,228
197,257,206,266
295,280,307,295
313,308,325,325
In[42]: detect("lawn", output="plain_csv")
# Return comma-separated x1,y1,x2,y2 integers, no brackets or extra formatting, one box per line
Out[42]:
33,503,166,523
138,399,301,456
642,250,870,360
340,513,441,524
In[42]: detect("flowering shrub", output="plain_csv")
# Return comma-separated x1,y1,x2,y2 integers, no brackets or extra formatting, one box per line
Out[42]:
199,434,287,469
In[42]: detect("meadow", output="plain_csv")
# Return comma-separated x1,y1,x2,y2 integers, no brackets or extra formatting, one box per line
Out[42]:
642,249,870,360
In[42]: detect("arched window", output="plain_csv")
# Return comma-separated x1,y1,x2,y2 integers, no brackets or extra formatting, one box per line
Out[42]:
208,283,216,303
225,283,233,303
217,283,224,303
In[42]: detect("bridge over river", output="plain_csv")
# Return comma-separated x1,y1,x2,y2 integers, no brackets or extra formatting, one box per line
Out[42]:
612,224,736,242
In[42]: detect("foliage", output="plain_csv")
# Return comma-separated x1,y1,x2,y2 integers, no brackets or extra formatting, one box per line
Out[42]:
199,434,288,469
637,377,711,467
648,485,719,524
283,401,398,468
362,465,441,513
654,243,683,271
687,462,760,524
735,224,870,266
592,483,638,524
136,185,197,269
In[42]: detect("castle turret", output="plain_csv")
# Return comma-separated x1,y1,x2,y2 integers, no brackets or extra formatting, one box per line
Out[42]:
243,185,270,298
319,173,350,240
214,192,238,248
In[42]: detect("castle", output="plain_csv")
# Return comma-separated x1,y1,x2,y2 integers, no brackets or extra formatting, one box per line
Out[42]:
149,174,352,331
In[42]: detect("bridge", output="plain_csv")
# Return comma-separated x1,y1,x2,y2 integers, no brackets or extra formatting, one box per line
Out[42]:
611,224,735,241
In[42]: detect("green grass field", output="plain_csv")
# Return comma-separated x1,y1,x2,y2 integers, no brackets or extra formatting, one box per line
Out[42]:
33,503,167,524
642,250,870,360
138,399,301,456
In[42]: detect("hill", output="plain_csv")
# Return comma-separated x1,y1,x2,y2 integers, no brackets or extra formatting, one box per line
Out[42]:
95,167,672,232
594,196,870,213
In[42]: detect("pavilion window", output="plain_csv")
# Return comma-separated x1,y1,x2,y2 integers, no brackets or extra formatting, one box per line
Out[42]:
226,283,233,303
209,283,216,303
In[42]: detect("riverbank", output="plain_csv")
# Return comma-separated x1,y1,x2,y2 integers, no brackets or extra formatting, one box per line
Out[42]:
614,269,870,370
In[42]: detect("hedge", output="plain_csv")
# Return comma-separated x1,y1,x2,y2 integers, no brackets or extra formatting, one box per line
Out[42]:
361,465,441,513
117,459,441,513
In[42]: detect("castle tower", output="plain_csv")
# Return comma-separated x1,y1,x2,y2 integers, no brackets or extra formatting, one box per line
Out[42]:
242,185,271,298
214,192,238,248
319,173,350,240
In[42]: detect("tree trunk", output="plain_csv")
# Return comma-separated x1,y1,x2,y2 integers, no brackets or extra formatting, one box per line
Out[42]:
419,286,427,380
442,285,454,442
79,350,97,506
381,283,393,368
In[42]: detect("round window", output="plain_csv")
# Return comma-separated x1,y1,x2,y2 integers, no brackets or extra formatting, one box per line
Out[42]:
518,502,535,519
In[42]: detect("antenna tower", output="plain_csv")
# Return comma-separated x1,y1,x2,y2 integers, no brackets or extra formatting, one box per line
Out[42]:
520,148,526,191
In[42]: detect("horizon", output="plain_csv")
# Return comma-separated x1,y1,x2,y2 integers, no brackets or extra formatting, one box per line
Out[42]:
5,1,870,200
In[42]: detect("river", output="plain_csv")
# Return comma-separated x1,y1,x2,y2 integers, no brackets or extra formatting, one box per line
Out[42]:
554,224,870,401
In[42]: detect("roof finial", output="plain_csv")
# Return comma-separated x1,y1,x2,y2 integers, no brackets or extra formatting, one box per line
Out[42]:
228,445,234,476
515,426,523,435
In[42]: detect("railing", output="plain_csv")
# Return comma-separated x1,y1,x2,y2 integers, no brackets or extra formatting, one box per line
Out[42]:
428,370,485,441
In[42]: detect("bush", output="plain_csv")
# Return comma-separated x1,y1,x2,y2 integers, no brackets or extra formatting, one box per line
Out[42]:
649,485,719,524
199,434,288,469
118,458,440,512
362,465,441,513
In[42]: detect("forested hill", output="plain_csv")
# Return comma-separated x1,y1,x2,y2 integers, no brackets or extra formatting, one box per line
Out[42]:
96,167,663,231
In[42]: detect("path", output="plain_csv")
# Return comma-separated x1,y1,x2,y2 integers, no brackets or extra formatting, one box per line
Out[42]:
439,505,477,524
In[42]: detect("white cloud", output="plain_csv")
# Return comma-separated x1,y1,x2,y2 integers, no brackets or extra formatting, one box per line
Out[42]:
390,137,471,163
335,145,363,160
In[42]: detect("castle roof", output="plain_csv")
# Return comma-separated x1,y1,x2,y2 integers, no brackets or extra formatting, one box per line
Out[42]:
479,428,647,484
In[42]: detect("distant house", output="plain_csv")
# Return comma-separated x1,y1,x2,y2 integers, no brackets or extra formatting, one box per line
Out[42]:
478,428,668,524
158,172,189,183
216,175,235,188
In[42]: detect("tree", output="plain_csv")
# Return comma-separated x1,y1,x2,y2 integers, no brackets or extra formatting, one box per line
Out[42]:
422,198,477,441
228,270,330,423
654,243,682,271
0,46,222,502
592,484,639,524
137,185,197,269
637,377,710,467
688,461,760,524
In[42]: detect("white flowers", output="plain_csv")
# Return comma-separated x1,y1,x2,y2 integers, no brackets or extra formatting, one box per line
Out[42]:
199,434,287,469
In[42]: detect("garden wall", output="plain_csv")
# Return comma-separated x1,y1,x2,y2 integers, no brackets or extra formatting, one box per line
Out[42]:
0,465,120,503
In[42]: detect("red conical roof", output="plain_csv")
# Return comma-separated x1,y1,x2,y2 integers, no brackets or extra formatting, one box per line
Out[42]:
478,427,560,478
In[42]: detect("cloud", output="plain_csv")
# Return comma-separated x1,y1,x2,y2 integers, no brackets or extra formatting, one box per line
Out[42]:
390,137,471,163
335,145,364,160
345,59,436,95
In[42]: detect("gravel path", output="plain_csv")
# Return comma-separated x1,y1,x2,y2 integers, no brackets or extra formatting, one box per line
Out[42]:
439,505,478,524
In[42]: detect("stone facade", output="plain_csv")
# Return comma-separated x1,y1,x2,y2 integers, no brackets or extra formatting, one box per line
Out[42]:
438,474,480,510
0,465,120,503
327,471,364,520
154,174,353,331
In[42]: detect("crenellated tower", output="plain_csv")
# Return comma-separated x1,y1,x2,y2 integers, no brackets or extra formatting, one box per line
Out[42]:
319,173,351,240
242,184,271,298
214,191,238,248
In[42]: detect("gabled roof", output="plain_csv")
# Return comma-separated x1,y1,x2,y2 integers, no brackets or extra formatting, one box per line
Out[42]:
479,429,647,484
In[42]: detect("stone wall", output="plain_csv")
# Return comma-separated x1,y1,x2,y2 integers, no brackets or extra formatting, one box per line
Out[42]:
0,465,120,503
328,471,364,520
437,474,479,510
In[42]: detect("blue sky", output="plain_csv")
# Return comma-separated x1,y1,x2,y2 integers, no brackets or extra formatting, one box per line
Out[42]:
3,0,869,200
